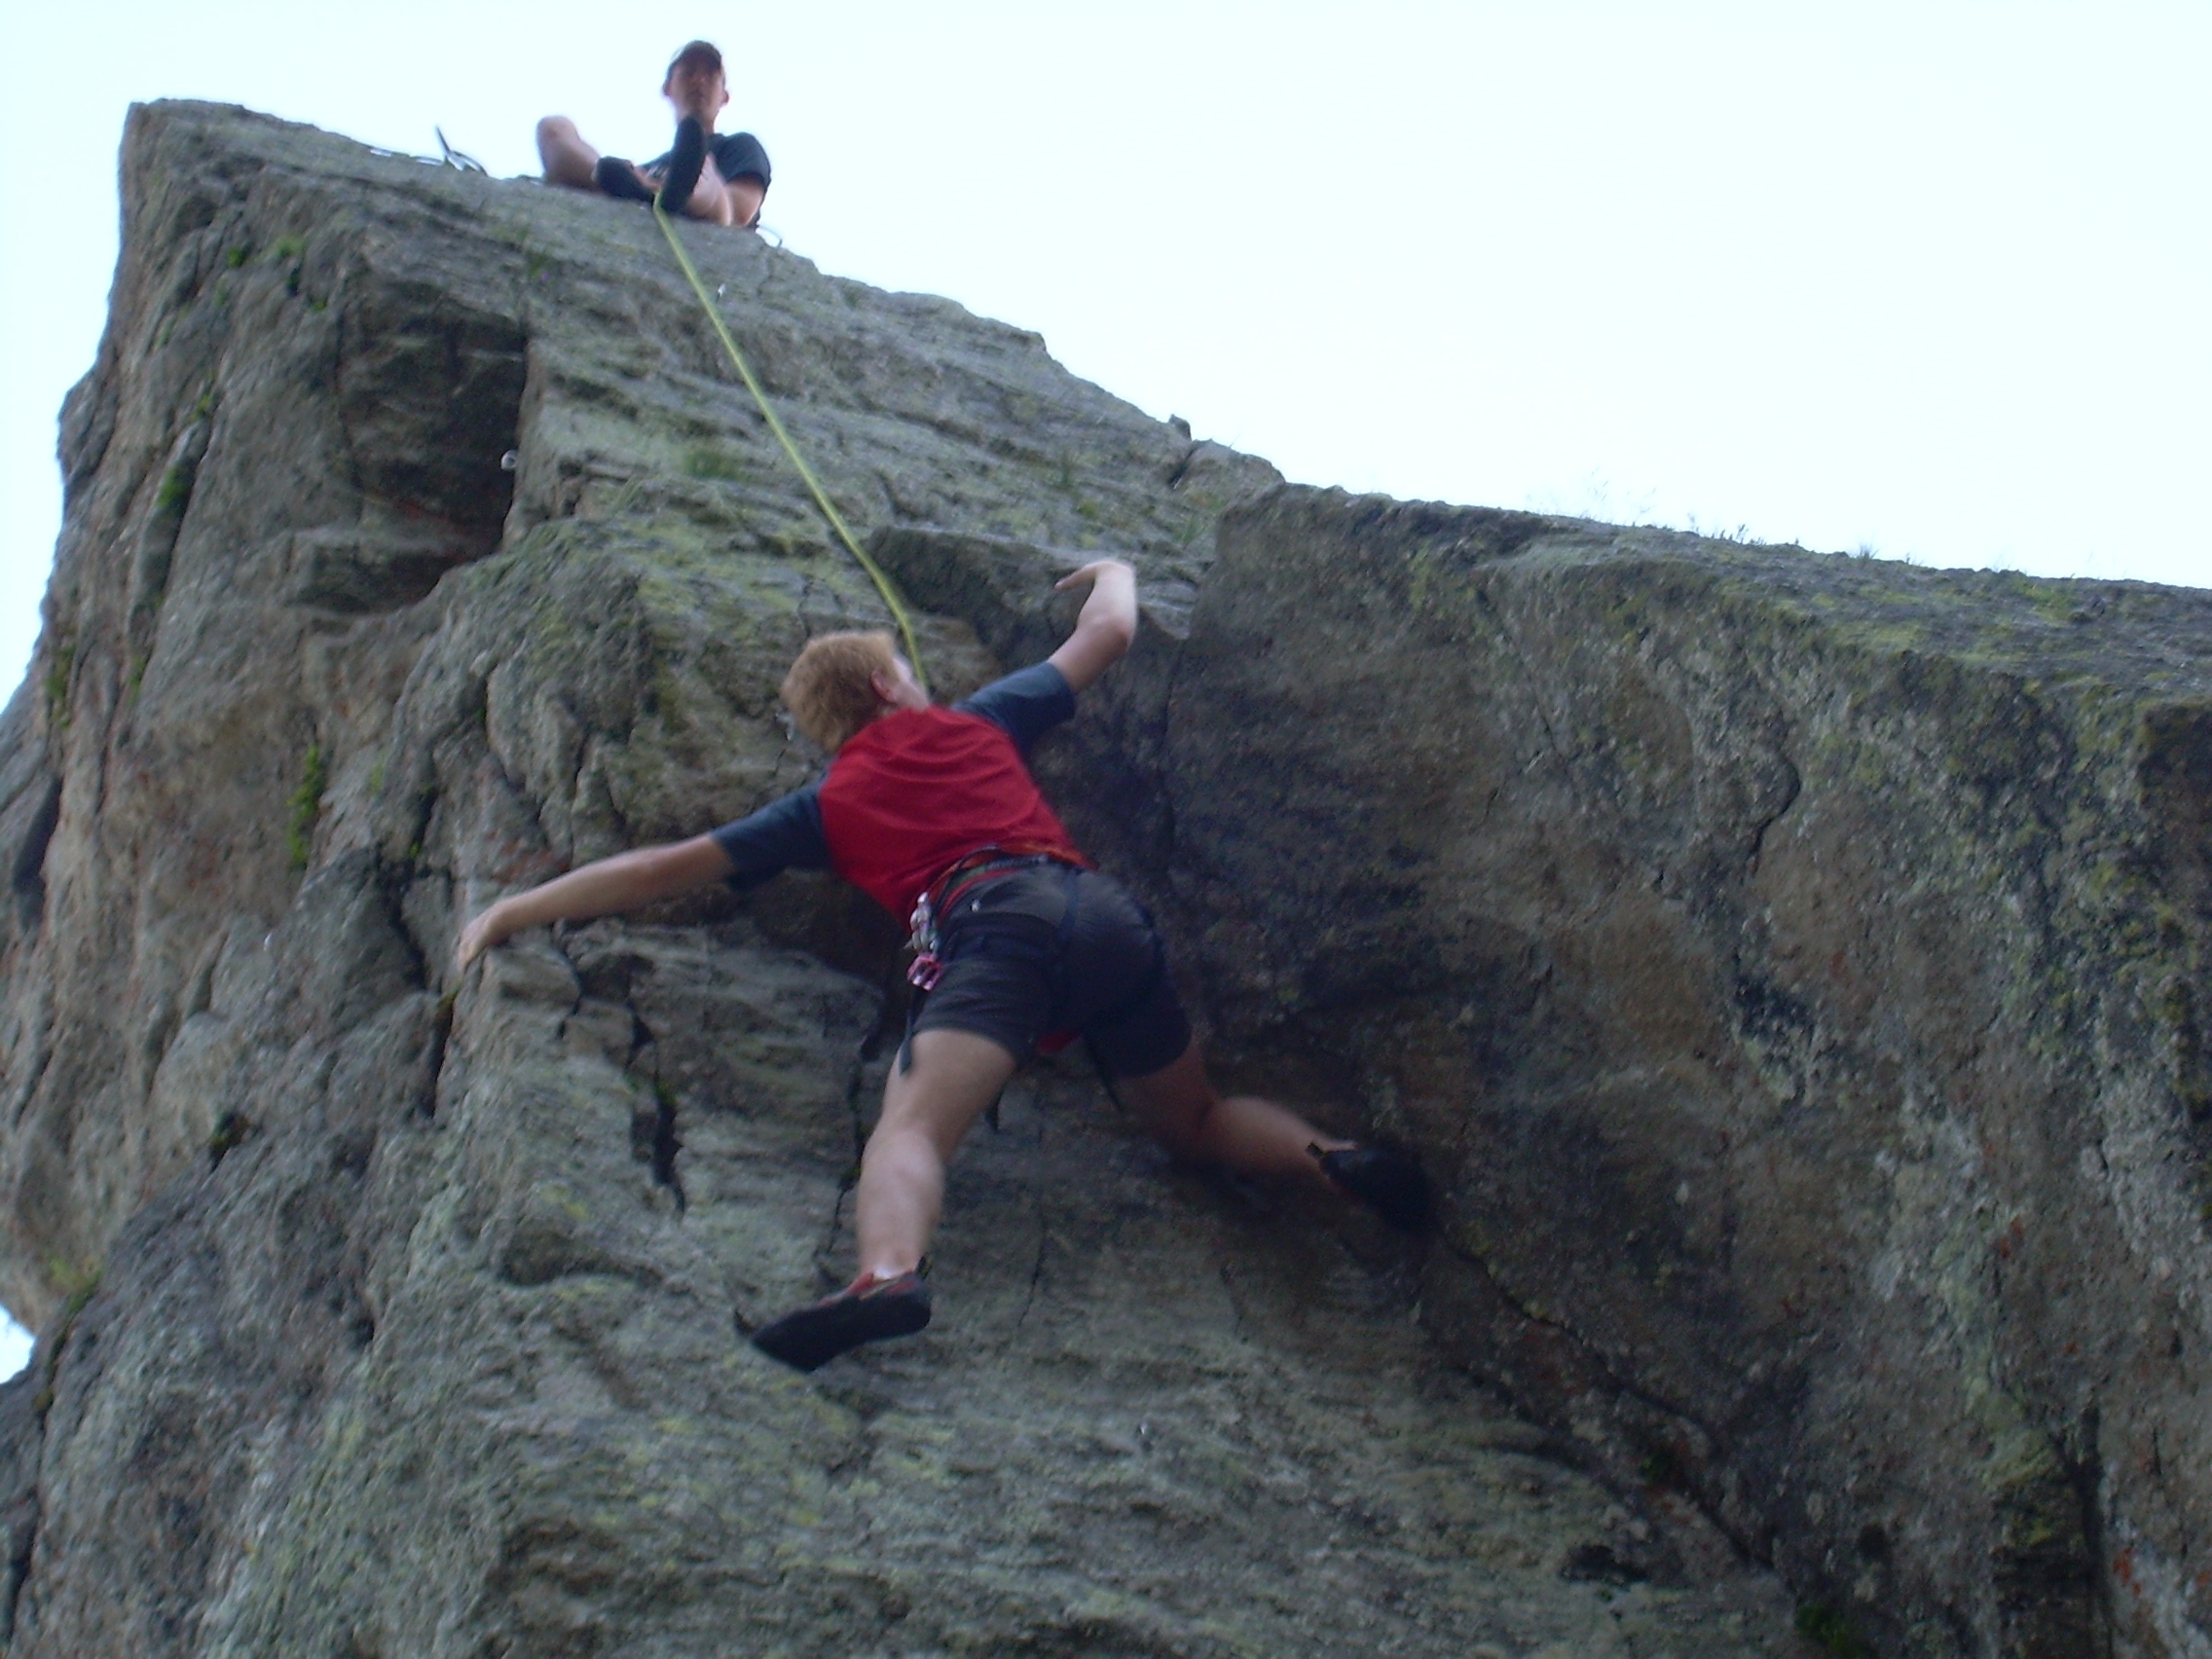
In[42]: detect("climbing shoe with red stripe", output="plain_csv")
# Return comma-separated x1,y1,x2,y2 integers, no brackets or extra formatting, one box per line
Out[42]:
750,1272,933,1372
1313,1144,1430,1233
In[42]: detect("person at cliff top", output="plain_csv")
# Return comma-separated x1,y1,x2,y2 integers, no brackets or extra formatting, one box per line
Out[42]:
535,41,770,230
455,560,1425,1371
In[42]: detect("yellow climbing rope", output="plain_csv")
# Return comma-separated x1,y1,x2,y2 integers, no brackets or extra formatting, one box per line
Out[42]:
652,203,930,692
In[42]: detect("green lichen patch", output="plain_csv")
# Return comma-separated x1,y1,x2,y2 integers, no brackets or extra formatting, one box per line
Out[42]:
287,743,328,870
266,234,308,294
682,445,757,484
31,1257,103,1417
42,638,76,730
1794,1602,1874,1658
154,461,194,519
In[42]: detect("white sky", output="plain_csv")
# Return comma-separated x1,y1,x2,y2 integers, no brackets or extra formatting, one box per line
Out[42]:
0,3,2206,1366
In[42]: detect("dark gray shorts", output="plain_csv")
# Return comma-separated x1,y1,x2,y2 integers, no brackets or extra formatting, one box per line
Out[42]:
910,866,1192,1081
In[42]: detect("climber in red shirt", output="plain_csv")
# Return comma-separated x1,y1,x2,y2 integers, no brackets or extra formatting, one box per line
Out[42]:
456,560,1424,1371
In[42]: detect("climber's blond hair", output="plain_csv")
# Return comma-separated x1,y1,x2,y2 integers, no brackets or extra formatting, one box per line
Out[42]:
781,631,900,752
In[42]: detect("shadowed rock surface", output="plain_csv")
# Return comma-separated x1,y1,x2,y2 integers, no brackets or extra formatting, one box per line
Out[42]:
0,101,2203,1658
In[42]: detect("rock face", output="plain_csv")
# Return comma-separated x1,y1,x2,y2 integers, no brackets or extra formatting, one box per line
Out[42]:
0,100,2203,1659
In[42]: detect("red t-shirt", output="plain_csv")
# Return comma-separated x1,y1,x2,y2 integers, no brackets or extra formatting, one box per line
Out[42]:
708,662,1088,921
819,705,1086,920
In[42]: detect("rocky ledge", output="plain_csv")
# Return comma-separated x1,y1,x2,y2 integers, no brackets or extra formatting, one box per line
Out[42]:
0,101,2203,1658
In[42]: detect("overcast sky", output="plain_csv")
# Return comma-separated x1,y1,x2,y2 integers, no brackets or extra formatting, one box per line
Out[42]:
0,2,2206,1366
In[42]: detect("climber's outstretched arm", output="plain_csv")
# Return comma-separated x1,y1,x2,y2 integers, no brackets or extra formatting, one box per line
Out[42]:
455,833,733,971
1048,560,1138,693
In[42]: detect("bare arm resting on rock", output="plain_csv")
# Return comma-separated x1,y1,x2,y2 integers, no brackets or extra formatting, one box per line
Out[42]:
454,836,733,971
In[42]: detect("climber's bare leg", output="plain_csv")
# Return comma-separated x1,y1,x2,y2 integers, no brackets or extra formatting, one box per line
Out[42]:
663,155,765,228
1119,1039,1349,1186
723,172,767,229
535,116,604,190
854,1029,1019,1281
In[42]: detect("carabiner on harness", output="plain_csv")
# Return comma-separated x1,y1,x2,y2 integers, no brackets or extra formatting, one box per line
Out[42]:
906,893,943,990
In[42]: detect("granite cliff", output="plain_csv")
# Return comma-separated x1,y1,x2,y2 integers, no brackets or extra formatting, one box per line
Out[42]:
0,101,2204,1658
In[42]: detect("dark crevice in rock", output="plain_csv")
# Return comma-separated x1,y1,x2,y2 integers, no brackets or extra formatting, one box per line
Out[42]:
1985,1413,2114,1659
645,1085,683,1208
372,858,431,995
1435,1235,1753,1560
1743,756,1802,873
415,992,455,1121
0,1487,36,1646
1013,1211,1049,1331
125,415,208,673
8,776,59,932
205,1111,254,1166
1163,439,1202,491
5,1045,51,1137
629,1060,686,1213
325,281,530,613
0,1351,43,1651
1560,1540,1651,1586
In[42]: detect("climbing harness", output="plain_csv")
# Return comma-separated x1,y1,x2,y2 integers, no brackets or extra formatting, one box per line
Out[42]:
905,848,1076,991
650,200,930,692
896,853,1171,1130
897,849,1086,1086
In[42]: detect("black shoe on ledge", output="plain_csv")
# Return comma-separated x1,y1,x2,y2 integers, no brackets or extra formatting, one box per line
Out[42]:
593,156,656,203
751,1272,934,1372
1313,1144,1430,1233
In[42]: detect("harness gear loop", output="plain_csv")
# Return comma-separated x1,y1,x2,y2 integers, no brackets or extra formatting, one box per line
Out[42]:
897,851,1085,1073
650,201,931,693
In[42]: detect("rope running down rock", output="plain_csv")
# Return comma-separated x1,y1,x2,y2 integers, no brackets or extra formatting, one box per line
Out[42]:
652,200,931,692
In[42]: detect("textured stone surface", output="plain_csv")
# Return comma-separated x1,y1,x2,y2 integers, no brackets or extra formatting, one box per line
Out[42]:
0,100,2204,1657
1036,496,2212,1659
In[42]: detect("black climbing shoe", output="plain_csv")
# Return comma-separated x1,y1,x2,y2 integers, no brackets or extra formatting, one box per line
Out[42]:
593,156,656,203
751,1272,933,1372
655,117,708,215
1313,1144,1430,1233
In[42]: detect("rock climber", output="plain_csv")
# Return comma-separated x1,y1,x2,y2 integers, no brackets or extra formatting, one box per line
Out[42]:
454,560,1426,1371
535,40,770,229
